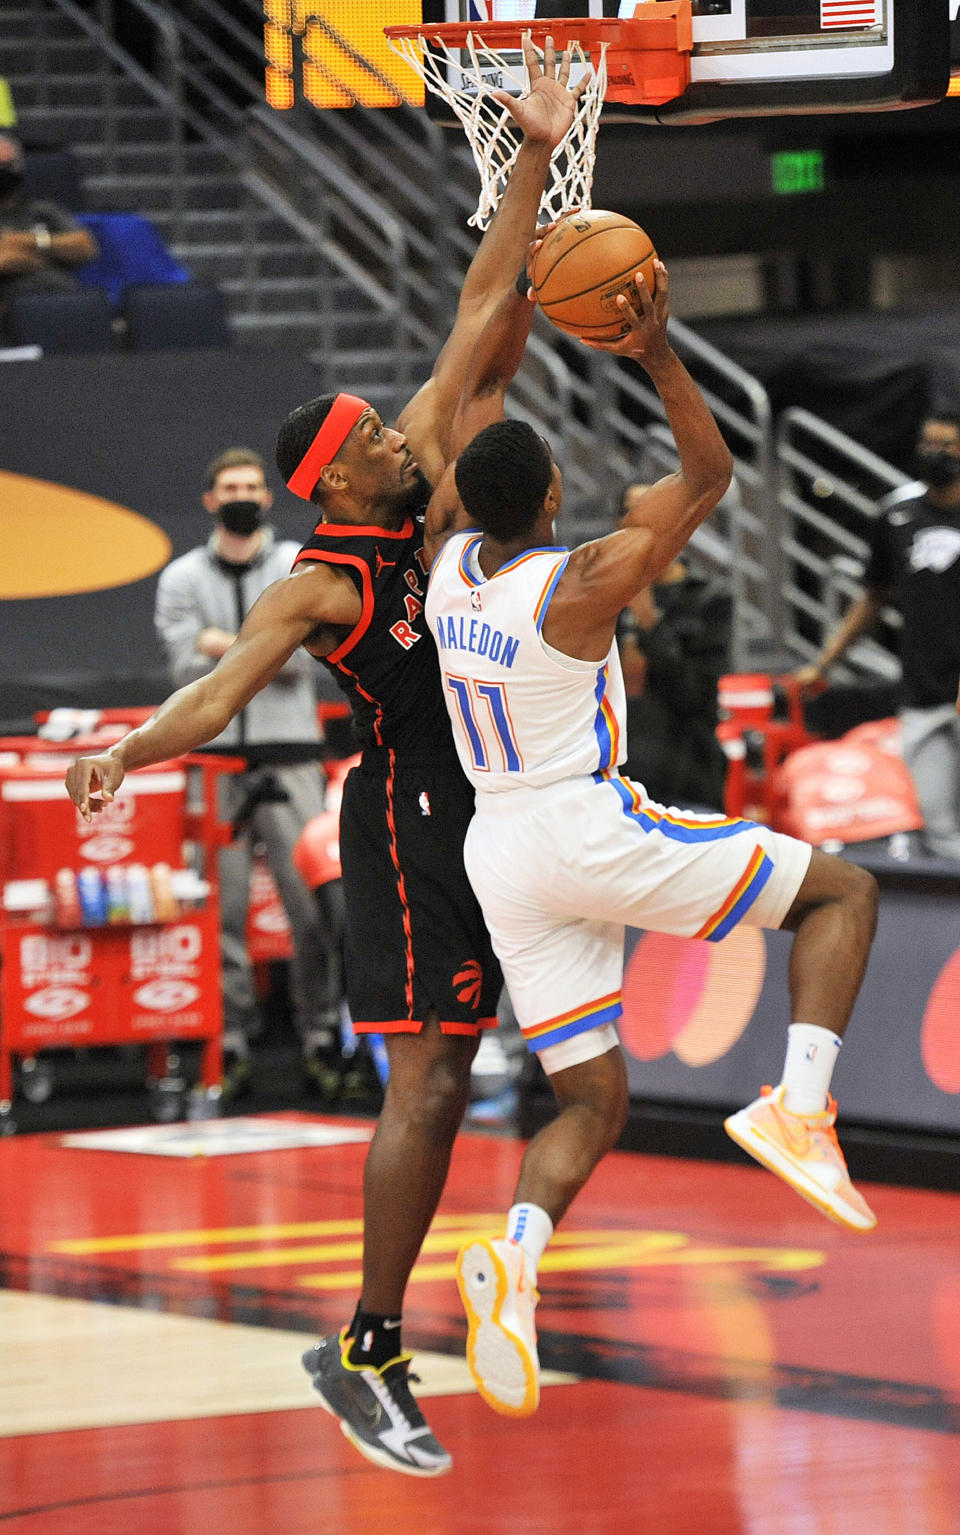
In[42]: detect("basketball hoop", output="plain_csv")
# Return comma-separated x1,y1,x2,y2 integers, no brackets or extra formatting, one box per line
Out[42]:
385,8,693,231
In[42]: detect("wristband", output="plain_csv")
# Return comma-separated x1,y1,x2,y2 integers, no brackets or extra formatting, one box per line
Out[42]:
33,226,52,252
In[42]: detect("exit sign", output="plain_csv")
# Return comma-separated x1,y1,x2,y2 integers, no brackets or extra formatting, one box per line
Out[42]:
771,149,826,195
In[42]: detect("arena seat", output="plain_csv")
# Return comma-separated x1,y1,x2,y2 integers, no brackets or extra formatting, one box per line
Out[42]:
121,281,231,350
76,212,190,309
9,288,117,354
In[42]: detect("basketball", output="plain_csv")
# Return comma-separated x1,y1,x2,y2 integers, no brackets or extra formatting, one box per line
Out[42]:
530,210,658,342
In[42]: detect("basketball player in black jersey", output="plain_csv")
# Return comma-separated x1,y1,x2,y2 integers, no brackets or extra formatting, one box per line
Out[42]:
65,37,585,1478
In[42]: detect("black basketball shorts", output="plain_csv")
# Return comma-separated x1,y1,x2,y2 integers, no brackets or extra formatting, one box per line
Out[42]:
337,747,502,1035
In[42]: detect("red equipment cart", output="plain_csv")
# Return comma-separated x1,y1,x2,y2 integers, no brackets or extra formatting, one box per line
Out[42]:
0,729,241,1132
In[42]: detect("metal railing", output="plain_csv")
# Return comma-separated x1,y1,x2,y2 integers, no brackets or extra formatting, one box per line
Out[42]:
775,408,913,679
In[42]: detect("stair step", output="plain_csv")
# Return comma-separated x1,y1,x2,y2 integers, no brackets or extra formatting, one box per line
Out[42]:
74,142,230,175
13,82,154,117
169,241,319,260
173,249,363,287
221,276,324,294
84,171,239,191
1,10,81,39
225,283,322,315
22,105,174,135
84,175,244,213
229,311,340,329
150,209,295,242
321,346,408,367
0,39,107,73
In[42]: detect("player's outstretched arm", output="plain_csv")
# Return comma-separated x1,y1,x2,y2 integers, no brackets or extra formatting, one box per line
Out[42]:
581,264,731,586
545,265,732,661
397,34,586,482
447,222,558,455
64,565,359,820
423,231,550,565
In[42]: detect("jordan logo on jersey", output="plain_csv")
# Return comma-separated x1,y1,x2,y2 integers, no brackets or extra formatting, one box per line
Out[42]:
453,959,483,1009
375,549,396,577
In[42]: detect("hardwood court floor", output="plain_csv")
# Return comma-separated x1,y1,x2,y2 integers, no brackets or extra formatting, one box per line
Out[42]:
1,1113,958,1535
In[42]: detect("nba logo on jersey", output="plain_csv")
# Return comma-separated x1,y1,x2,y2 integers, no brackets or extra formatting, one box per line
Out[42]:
471,589,482,612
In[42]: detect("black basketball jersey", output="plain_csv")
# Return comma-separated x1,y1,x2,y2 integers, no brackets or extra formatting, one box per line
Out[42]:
293,511,454,754
866,489,960,708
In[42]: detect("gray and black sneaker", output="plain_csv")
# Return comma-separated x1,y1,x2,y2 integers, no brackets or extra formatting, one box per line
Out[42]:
302,1332,452,1477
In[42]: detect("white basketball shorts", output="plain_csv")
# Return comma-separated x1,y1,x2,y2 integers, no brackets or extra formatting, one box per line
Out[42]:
464,770,812,1072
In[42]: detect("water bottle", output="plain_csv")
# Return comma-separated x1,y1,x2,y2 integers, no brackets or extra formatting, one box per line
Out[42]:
106,866,130,924
150,862,178,921
77,867,107,926
126,864,155,924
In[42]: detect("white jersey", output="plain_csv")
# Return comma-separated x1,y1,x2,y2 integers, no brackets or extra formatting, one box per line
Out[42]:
426,531,627,794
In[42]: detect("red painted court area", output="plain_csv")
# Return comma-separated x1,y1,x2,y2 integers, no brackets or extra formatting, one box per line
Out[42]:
1,1116,958,1534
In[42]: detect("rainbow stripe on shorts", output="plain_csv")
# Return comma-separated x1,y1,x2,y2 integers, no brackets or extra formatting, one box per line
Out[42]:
594,770,775,940
693,843,774,942
593,770,755,842
520,990,623,1053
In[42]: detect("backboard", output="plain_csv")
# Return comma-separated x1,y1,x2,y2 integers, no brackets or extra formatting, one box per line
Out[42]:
420,1,949,122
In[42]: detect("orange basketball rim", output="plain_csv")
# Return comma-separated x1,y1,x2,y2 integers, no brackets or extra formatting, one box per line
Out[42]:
385,2,694,109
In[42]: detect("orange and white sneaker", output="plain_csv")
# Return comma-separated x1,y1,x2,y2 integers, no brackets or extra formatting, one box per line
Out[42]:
456,1236,540,1417
724,1085,877,1233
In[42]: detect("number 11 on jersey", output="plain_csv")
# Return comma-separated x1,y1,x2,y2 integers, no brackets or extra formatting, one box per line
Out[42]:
446,675,523,773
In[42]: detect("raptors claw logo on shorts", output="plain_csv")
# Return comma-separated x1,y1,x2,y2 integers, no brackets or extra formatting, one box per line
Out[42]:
453,959,483,1009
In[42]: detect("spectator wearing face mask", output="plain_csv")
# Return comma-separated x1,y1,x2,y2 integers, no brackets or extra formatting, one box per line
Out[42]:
795,406,960,859
0,132,97,339
154,448,339,1089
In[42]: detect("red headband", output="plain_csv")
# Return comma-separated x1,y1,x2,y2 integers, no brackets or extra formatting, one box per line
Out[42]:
286,392,370,501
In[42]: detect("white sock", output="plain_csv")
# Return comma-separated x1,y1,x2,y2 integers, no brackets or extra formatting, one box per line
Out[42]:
505,1202,553,1285
780,1023,842,1115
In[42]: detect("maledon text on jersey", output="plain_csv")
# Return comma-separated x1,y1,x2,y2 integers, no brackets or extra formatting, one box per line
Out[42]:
433,616,519,669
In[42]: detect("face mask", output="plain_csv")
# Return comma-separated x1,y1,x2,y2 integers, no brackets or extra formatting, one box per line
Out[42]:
217,500,263,536
916,448,960,491
0,164,25,198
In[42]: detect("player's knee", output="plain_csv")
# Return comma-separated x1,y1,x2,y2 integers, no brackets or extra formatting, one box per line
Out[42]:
843,861,879,936
811,856,877,940
786,849,878,936
387,1037,473,1136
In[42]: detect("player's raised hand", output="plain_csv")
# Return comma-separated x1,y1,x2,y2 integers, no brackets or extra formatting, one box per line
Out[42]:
64,752,126,822
492,32,590,149
582,260,672,367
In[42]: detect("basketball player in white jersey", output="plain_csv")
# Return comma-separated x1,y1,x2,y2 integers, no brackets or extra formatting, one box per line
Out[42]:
423,265,879,1420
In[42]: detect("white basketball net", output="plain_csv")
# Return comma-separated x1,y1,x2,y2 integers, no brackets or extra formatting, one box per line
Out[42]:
386,31,608,231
